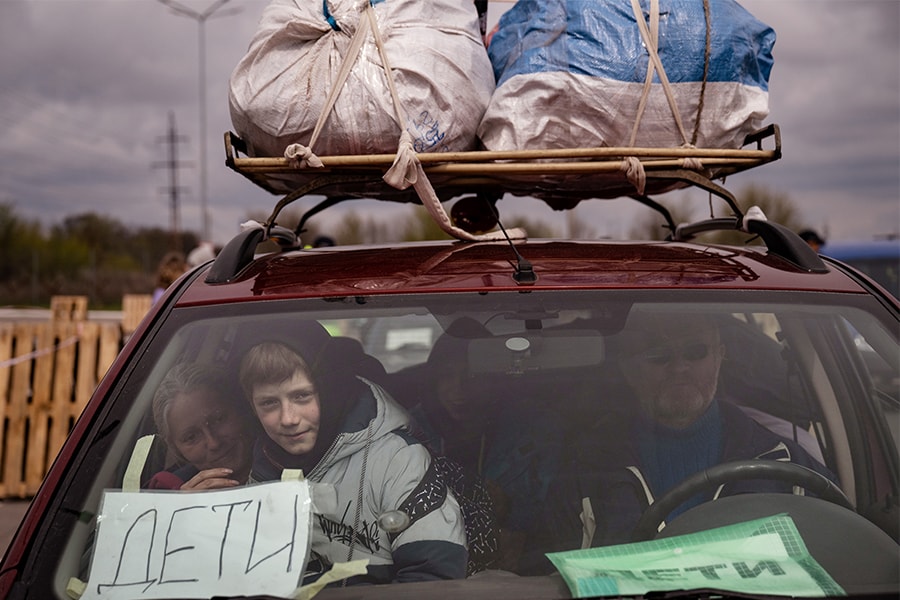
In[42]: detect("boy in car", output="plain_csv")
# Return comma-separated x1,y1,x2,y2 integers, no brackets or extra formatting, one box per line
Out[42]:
239,334,467,584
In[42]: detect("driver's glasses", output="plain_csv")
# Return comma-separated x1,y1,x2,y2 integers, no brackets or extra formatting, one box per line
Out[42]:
636,342,710,366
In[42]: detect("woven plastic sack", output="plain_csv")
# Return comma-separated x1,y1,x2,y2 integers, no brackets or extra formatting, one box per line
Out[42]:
478,0,775,151
229,0,495,158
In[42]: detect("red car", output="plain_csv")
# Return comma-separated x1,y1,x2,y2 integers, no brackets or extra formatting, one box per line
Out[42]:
2,132,897,599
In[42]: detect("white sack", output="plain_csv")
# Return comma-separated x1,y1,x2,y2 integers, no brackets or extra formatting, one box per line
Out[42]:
229,0,495,158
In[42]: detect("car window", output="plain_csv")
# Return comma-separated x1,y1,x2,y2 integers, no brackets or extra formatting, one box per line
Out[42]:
843,317,900,449
359,314,444,373
835,257,899,299
824,244,900,299
34,290,899,598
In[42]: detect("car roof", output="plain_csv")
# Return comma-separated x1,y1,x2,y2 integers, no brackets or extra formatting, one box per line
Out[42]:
184,126,883,307
176,239,866,306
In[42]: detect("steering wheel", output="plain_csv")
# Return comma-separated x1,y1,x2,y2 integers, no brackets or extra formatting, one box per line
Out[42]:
631,460,852,542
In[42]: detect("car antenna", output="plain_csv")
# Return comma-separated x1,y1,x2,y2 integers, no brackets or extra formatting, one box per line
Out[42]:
483,196,536,284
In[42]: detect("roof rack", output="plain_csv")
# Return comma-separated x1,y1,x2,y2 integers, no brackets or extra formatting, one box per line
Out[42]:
225,124,781,212
672,216,828,274
212,123,824,281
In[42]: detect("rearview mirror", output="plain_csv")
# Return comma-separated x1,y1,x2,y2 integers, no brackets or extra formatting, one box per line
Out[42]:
468,331,604,375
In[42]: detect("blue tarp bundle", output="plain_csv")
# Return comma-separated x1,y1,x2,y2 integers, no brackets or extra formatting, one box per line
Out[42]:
478,0,776,151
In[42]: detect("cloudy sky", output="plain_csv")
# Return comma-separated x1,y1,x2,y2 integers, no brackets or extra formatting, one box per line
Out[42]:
1,0,897,246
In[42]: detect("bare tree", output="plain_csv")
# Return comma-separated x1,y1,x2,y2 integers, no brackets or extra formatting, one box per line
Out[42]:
566,211,597,239
626,184,804,243
402,206,454,242
334,211,394,245
627,196,696,241
703,184,803,246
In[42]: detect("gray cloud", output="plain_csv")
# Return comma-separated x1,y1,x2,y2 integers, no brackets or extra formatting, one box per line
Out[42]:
726,1,900,239
1,0,897,245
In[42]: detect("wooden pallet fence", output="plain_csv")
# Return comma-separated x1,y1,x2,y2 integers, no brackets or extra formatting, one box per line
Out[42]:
49,295,88,322
0,320,121,498
122,294,153,336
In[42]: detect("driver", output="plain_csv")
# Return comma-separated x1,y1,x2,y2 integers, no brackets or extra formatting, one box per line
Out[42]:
527,310,836,562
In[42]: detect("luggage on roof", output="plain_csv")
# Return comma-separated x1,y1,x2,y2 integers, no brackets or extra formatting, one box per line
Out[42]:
222,0,783,242
228,0,494,160
479,0,775,152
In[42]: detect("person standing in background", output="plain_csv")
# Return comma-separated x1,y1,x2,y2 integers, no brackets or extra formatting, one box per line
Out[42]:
152,251,187,304
799,230,826,252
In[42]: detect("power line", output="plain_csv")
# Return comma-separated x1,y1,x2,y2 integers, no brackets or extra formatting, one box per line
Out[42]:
153,111,193,252
157,0,242,242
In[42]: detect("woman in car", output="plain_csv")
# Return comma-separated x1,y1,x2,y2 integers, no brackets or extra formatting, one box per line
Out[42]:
407,318,563,572
239,335,467,585
147,362,255,490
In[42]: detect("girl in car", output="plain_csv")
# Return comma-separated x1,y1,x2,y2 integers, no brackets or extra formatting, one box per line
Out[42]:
147,362,255,490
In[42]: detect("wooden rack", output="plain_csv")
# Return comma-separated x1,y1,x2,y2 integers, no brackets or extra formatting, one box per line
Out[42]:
224,124,781,210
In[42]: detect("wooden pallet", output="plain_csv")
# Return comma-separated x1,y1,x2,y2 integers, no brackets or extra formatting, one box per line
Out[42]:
0,320,120,497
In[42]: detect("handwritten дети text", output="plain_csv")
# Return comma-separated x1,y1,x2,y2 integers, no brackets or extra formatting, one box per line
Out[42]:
82,480,311,600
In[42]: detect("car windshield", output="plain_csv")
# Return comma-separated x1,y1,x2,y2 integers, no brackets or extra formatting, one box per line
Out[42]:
40,289,898,599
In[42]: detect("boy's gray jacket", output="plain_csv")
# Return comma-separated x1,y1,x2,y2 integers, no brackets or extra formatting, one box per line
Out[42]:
252,378,468,584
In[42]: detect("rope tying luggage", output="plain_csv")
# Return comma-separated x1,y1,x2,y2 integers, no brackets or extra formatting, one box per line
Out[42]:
369,3,524,241
283,1,525,242
622,0,711,194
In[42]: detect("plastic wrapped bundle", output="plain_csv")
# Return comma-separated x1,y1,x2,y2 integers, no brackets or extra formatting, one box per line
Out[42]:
229,0,495,159
478,0,775,151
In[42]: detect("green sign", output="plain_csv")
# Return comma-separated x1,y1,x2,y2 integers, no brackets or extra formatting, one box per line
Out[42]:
547,514,843,598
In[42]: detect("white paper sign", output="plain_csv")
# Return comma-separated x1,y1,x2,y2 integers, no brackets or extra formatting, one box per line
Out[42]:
82,480,312,600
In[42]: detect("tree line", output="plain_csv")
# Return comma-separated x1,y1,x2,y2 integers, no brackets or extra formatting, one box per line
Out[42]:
0,203,198,308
